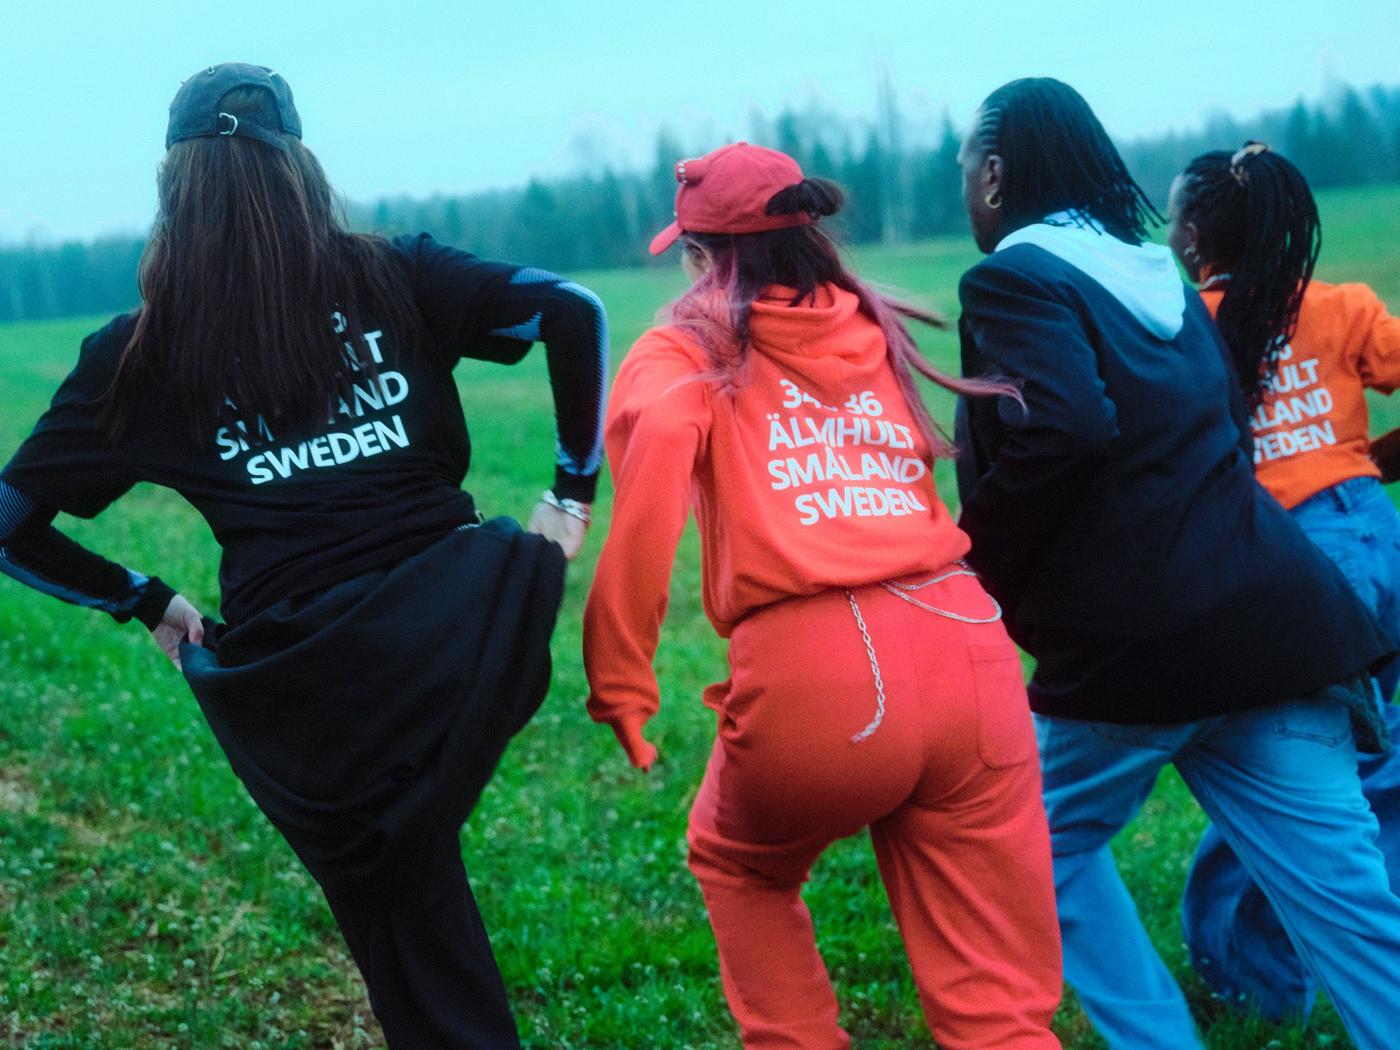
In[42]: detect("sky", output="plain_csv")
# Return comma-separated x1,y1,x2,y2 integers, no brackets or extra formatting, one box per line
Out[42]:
2,0,1398,242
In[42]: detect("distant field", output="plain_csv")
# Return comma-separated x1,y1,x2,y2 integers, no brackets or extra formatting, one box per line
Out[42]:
2,182,1399,1048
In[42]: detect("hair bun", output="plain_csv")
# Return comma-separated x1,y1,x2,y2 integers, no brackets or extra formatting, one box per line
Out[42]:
766,177,845,219
1230,141,1271,186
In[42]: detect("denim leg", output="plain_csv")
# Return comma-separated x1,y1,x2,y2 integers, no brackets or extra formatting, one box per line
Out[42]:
1366,490,1400,700
1291,478,1400,698
1311,482,1400,895
1356,704,1400,884
1035,714,1203,1050
1181,822,1312,1021
1186,797,1398,1026
1177,696,1400,1050
1182,478,1400,1019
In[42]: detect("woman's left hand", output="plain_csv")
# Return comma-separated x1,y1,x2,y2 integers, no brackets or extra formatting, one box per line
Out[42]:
153,594,205,670
527,499,589,560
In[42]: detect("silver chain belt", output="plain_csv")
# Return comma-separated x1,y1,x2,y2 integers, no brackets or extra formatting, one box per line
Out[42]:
880,565,1004,623
844,566,1003,744
845,591,887,743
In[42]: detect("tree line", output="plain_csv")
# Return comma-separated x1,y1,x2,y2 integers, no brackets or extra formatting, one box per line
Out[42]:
3,83,1399,324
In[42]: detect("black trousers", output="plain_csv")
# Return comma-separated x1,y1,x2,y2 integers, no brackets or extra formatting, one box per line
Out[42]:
316,831,522,1049
180,524,566,1048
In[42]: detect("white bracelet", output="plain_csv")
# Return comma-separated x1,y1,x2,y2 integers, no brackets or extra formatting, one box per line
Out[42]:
541,490,592,525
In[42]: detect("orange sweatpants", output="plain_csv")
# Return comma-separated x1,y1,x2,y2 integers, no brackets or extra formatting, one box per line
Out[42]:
686,571,1062,1049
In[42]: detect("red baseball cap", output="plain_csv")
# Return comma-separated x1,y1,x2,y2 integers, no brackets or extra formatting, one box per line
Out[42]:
648,142,812,255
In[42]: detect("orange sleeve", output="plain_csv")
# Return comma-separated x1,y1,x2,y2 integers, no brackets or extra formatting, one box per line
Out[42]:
582,330,712,738
1352,284,1400,394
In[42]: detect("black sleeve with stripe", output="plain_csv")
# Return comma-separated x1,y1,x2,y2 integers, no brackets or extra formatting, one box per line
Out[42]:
398,234,609,503
0,480,173,630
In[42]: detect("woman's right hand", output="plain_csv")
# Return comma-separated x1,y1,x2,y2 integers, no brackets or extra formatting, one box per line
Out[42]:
153,594,205,670
610,717,658,772
527,497,590,560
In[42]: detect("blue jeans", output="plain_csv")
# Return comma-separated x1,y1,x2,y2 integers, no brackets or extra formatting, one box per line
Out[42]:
1291,477,1400,698
1039,683,1400,1050
1182,476,1400,1023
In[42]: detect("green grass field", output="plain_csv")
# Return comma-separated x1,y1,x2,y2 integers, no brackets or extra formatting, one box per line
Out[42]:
3,183,1400,1049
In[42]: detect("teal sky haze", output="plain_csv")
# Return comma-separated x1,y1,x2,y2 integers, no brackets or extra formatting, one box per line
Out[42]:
3,0,1398,241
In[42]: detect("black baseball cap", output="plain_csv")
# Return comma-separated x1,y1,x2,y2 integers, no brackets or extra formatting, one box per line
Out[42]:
165,63,302,153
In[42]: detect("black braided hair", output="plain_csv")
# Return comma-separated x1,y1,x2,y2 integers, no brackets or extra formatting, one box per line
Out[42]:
976,78,1161,245
1176,142,1321,408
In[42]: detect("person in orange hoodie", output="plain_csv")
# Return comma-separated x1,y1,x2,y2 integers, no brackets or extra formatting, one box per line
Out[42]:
582,142,1063,1050
1169,142,1400,1024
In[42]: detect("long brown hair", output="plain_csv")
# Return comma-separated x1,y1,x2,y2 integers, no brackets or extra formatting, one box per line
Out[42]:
106,86,420,445
668,178,1019,459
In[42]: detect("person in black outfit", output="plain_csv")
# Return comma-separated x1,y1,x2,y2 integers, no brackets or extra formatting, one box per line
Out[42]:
953,77,1400,1050
0,63,608,1049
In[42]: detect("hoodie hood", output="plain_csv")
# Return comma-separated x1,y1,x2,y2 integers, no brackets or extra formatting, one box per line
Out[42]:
996,212,1185,340
748,284,880,363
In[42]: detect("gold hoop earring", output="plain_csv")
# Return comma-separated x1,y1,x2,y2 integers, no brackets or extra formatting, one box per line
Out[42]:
984,191,1002,209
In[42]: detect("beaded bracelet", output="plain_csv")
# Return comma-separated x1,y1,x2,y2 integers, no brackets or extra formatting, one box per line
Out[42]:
541,490,592,525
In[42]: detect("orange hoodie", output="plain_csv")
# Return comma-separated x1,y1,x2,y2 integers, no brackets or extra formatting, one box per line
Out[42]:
1201,279,1400,509
583,284,970,743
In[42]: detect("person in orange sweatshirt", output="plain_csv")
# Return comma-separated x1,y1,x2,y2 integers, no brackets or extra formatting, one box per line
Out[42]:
582,142,1063,1050
1169,141,1400,1024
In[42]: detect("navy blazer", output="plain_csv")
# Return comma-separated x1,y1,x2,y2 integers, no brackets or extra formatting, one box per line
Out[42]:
956,243,1391,724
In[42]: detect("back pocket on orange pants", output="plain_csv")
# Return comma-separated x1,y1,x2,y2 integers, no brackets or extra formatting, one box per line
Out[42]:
970,644,1036,769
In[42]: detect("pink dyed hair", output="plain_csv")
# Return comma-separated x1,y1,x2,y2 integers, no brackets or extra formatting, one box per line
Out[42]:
662,184,1020,459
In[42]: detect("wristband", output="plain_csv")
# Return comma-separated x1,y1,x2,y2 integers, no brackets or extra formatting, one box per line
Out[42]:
132,577,177,632
541,489,592,525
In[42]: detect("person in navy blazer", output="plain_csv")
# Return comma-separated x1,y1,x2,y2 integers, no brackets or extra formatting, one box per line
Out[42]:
953,77,1400,1050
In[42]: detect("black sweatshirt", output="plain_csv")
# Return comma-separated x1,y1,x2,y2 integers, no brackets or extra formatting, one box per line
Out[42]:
0,234,607,627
